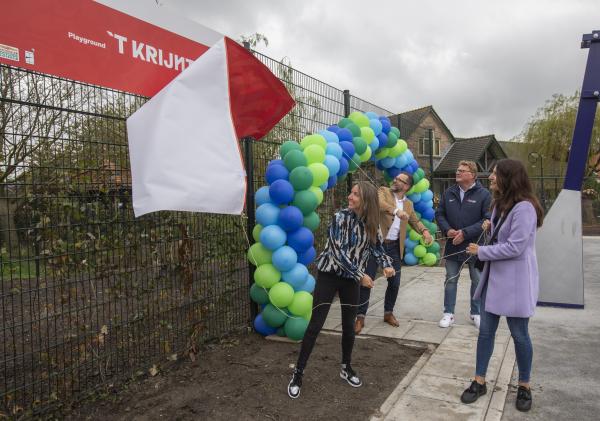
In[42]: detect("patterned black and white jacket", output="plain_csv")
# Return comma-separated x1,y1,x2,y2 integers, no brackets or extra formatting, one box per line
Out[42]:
316,208,393,282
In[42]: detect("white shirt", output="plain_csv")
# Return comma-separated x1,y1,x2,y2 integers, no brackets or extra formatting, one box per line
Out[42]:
459,182,476,202
386,195,405,241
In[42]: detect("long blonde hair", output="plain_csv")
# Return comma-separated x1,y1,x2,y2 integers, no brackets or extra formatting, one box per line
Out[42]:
354,181,380,244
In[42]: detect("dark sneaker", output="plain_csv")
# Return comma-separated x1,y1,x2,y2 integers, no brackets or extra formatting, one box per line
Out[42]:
287,369,302,399
516,386,532,412
460,380,487,404
340,364,362,387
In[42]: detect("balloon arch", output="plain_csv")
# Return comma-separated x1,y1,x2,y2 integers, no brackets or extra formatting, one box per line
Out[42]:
247,111,441,340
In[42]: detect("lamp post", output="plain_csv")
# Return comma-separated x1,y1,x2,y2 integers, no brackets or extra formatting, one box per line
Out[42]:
528,152,546,210
428,128,434,195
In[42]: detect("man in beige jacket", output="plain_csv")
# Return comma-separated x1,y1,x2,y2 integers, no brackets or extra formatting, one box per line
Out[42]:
355,172,433,332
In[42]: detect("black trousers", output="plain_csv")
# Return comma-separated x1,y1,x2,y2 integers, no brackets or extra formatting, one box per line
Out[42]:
296,270,359,371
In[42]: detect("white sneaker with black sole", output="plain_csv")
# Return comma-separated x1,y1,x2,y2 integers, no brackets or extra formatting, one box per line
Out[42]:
287,369,302,399
340,364,362,387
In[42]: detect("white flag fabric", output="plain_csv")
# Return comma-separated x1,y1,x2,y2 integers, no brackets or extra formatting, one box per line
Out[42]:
127,37,295,217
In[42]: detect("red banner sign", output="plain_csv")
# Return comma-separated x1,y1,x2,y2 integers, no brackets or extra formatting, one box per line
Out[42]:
0,0,223,96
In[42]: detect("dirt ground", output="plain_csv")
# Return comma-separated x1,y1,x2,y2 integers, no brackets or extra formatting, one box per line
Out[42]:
65,331,425,421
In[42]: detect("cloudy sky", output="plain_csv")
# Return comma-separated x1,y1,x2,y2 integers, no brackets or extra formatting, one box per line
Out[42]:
161,0,598,141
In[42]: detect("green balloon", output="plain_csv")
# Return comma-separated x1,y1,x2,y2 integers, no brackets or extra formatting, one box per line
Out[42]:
289,166,313,190
309,186,323,205
348,153,360,171
276,327,286,337
414,245,427,258
301,310,312,321
262,303,289,327
284,149,307,171
254,263,280,288
346,123,361,137
388,141,405,158
360,126,375,143
416,168,425,178
409,230,422,242
387,132,398,148
303,144,325,164
427,241,441,254
280,141,301,159
348,111,370,128
250,283,270,305
390,127,400,138
383,173,392,183
375,148,389,159
423,253,437,266
435,252,441,260
352,137,367,155
252,224,263,242
300,134,327,150
303,211,320,231
288,291,313,316
292,190,318,215
338,117,352,128
430,222,438,234
359,147,372,162
247,243,272,266
413,172,423,184
269,281,295,308
284,317,309,341
308,163,329,187
414,178,430,193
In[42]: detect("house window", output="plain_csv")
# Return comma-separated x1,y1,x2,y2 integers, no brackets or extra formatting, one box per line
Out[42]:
418,131,441,157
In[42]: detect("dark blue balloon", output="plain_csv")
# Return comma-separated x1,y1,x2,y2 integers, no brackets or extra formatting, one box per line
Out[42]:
410,162,419,172
387,167,402,179
268,159,284,168
278,206,304,232
297,246,317,266
379,116,391,124
377,132,389,148
380,118,391,134
327,125,341,133
287,227,314,253
340,141,355,159
254,313,277,336
327,175,337,189
337,128,353,142
403,165,415,175
266,164,289,184
338,157,349,176
376,159,386,171
269,179,294,205
422,208,435,221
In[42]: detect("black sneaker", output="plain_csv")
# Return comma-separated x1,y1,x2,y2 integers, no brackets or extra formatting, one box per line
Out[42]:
460,380,487,404
340,364,362,387
287,369,302,399
516,386,532,412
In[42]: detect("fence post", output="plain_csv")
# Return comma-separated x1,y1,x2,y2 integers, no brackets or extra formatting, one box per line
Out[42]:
343,89,352,192
243,136,258,321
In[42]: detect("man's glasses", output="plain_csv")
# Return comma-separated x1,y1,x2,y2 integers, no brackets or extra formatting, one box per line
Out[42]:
394,178,409,185
456,169,473,174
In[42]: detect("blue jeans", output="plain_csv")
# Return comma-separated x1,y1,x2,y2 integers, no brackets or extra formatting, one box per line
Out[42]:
475,285,533,383
443,259,480,315
357,241,402,316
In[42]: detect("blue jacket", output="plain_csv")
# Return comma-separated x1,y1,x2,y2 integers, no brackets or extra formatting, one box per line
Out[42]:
435,182,492,262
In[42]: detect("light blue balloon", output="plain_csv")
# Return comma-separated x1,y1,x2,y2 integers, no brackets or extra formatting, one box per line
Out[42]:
320,182,328,192
256,203,280,226
421,190,434,202
395,154,409,168
282,263,309,289
404,238,418,250
255,186,271,206
259,225,287,251
369,119,383,136
365,111,379,119
319,129,339,144
272,245,298,272
298,274,316,293
407,193,421,203
405,150,414,161
424,200,434,209
326,143,343,159
369,137,380,151
324,155,341,176
381,156,395,169
404,253,418,266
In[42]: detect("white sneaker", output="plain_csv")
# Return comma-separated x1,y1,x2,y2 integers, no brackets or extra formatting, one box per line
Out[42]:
471,315,481,329
439,313,455,328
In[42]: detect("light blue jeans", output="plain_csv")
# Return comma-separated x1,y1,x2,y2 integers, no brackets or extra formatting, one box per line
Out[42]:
443,259,480,315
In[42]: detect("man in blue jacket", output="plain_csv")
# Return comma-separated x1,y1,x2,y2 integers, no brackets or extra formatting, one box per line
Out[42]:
435,161,491,329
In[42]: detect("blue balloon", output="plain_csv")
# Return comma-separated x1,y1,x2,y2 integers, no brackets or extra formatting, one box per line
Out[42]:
287,227,314,253
369,137,380,151
266,164,289,184
381,157,395,169
338,157,349,176
326,142,343,159
422,208,435,221
255,186,272,206
324,155,341,176
282,263,309,289
327,175,337,189
404,253,418,266
376,160,386,171
319,129,339,143
377,132,388,148
395,154,409,168
414,201,427,213
259,225,287,250
278,206,304,232
424,200,434,209
379,118,391,134
421,190,434,202
408,193,421,203
405,150,414,161
369,119,383,136
365,111,379,119
320,182,328,192
379,116,391,124
298,274,316,293
410,162,419,172
405,238,418,250
297,246,316,266
254,313,277,336
272,245,298,272
340,141,355,159
386,167,402,179
269,179,294,205
256,203,280,226
337,128,353,142
403,165,415,175
327,125,341,134
268,159,284,168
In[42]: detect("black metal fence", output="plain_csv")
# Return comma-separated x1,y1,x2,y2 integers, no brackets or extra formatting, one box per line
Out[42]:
0,50,393,416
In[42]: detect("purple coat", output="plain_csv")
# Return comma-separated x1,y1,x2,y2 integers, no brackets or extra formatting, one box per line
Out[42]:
473,201,539,318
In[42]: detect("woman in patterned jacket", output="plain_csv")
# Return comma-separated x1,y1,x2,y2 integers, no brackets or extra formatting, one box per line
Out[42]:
287,181,395,399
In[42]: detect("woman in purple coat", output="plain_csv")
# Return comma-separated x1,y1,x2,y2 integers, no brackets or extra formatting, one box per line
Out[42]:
460,159,544,412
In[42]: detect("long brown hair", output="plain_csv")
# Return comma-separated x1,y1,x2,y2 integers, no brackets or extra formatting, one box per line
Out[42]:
355,181,380,244
492,159,544,227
